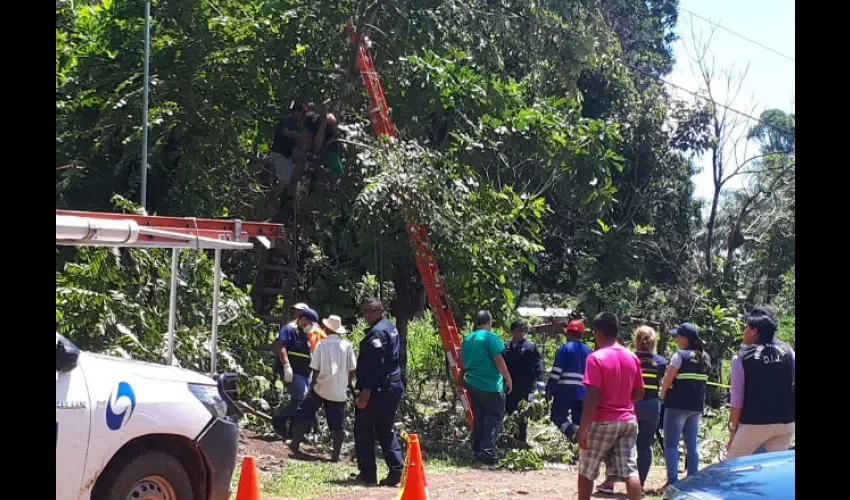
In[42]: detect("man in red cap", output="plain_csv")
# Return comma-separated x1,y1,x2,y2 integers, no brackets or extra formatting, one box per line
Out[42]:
545,318,592,441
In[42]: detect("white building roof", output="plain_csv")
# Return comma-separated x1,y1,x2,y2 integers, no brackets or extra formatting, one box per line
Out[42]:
516,307,573,318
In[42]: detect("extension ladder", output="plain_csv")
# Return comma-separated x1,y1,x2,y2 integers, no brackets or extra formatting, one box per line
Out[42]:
347,22,474,426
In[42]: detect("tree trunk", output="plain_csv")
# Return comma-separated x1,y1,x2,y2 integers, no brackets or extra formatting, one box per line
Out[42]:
706,359,725,409
390,261,426,384
705,179,720,276
657,321,669,356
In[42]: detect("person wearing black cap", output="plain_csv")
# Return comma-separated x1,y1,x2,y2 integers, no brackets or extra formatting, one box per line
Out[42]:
272,307,321,440
726,309,795,459
502,320,545,443
659,322,711,485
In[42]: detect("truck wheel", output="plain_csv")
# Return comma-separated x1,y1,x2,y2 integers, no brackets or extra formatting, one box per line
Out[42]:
101,450,194,500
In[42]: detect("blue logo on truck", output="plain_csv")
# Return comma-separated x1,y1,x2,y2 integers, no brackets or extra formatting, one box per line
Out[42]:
106,382,136,430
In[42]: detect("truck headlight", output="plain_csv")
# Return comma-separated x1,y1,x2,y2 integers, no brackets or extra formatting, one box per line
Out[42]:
188,383,228,419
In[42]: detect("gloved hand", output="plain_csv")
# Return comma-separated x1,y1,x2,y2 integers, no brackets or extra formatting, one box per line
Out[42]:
283,363,294,384
536,381,546,393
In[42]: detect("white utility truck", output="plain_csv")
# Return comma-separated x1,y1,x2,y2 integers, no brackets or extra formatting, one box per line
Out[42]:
56,210,284,500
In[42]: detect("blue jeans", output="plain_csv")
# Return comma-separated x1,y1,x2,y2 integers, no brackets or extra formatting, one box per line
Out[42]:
663,408,701,484
467,386,506,462
272,373,310,435
635,399,661,486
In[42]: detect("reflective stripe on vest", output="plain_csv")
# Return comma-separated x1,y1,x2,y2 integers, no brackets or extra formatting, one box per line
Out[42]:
289,351,310,359
675,373,708,382
642,372,658,390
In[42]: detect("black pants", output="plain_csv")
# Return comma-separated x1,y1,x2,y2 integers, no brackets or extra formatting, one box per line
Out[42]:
354,386,404,480
505,390,532,442
295,392,346,431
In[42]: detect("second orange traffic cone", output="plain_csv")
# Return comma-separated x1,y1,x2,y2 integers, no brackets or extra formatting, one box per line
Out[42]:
398,433,429,500
235,456,261,500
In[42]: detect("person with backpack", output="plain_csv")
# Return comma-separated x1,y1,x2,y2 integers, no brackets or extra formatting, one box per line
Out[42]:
659,322,711,485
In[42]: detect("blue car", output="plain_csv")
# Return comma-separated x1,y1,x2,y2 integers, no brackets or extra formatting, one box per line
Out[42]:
663,450,795,499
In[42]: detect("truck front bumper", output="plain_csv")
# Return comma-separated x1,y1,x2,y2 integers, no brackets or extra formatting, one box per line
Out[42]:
197,417,240,500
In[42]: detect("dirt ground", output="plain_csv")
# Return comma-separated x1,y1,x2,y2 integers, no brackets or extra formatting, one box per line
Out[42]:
323,467,668,500
238,433,668,500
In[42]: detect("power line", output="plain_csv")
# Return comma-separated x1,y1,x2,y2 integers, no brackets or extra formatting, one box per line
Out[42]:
620,59,794,135
676,4,795,62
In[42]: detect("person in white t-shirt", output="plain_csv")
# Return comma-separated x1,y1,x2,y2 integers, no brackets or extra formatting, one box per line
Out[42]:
288,314,357,461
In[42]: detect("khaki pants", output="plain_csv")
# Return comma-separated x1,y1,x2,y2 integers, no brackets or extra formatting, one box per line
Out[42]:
727,422,795,459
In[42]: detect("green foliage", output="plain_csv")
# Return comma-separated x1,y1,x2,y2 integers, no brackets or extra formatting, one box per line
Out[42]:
777,315,795,348
55,1,794,476
776,266,795,316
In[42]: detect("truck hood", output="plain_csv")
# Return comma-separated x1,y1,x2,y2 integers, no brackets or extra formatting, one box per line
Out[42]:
80,352,216,385
667,450,795,499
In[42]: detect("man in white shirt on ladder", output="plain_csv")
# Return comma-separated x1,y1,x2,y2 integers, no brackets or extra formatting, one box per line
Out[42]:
288,314,357,462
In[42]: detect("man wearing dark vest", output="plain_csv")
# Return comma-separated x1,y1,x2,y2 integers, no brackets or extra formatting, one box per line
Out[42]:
502,320,545,443
727,309,795,458
272,308,320,440
351,298,405,487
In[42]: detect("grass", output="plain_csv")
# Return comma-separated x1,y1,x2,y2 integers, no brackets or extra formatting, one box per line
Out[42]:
232,456,463,500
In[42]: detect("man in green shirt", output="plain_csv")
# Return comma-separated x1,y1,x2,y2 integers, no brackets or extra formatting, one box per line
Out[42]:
459,310,514,465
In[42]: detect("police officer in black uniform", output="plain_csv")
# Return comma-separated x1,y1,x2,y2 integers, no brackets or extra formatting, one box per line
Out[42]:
502,320,544,443
352,298,405,486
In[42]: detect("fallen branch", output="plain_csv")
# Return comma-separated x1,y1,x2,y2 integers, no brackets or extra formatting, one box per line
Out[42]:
236,401,273,422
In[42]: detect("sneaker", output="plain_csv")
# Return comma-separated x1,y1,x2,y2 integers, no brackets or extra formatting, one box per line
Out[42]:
596,482,615,494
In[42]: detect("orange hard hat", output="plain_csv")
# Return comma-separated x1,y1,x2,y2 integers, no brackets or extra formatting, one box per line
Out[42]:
565,319,585,334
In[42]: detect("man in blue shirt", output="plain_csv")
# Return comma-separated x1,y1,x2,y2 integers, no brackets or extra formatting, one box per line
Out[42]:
459,310,513,465
272,306,319,440
546,318,592,442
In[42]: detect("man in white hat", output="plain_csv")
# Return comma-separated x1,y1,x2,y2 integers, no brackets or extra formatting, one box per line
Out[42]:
289,314,357,462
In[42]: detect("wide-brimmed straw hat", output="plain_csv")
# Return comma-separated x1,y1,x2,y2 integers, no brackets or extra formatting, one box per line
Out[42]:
322,315,347,334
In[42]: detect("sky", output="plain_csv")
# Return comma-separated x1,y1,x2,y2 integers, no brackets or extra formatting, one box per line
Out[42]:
667,0,795,206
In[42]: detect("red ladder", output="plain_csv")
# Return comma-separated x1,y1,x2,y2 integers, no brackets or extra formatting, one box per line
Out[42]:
347,22,474,426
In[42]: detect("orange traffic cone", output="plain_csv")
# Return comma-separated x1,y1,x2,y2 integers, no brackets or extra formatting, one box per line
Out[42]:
398,433,429,500
235,456,261,500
